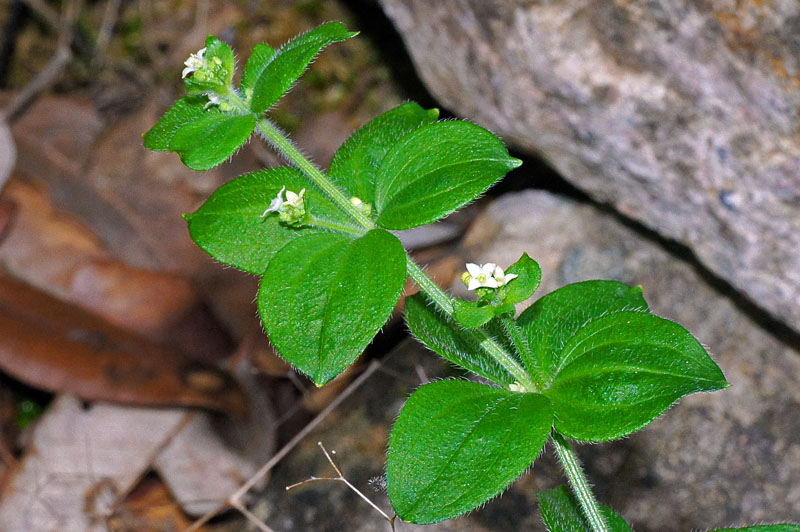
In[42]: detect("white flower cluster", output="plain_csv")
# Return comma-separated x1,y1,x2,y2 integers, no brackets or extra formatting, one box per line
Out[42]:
261,186,306,224
182,47,207,79
461,262,517,291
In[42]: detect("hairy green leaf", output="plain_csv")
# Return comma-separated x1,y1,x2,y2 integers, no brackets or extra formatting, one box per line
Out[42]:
500,253,542,304
328,102,439,204
251,22,358,113
375,121,521,229
453,299,496,329
517,281,649,384
143,96,206,151
185,167,354,274
538,486,633,532
387,380,553,524
184,35,235,94
241,43,276,95
169,112,255,170
258,229,405,385
545,311,728,441
405,294,517,385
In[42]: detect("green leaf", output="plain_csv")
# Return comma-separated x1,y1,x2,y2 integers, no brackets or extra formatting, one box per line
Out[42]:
453,299,495,328
374,121,522,229
143,96,206,151
184,35,235,94
328,102,439,204
710,526,800,531
538,486,633,532
241,43,276,95
517,281,649,384
544,311,728,442
185,167,353,274
499,253,542,304
251,22,358,113
169,112,256,170
405,294,517,385
387,380,553,524
258,229,405,385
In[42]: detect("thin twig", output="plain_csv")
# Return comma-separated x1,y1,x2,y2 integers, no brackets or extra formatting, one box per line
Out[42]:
20,0,61,31
2,0,80,122
229,499,276,532
286,442,396,529
184,360,383,532
95,0,121,55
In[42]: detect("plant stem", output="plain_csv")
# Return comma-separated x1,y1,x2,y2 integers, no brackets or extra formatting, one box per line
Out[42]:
499,316,546,391
226,87,535,391
406,259,534,390
551,431,609,532
223,88,374,229
255,118,375,230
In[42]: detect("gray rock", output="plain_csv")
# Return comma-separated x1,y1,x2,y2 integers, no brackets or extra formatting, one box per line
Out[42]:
463,190,800,530
378,0,800,332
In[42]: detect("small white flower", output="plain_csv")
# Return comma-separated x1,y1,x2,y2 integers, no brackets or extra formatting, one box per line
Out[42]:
284,188,306,209
465,262,500,290
461,262,518,290
204,92,222,109
261,187,306,224
182,47,207,79
493,265,518,287
261,186,286,217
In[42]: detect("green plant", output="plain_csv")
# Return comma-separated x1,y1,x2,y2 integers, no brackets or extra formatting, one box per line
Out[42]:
144,23,799,532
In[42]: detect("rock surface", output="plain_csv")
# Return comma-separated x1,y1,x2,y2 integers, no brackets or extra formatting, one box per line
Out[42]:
463,190,800,530
378,0,800,332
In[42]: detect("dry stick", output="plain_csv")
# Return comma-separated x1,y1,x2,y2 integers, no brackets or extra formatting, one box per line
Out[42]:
286,442,396,530
229,499,277,532
2,0,80,122
184,360,383,532
95,0,121,55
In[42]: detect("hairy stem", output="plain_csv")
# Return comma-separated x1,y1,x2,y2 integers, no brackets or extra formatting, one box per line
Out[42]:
406,260,534,390
224,87,534,390
223,88,374,229
499,316,546,391
551,431,609,532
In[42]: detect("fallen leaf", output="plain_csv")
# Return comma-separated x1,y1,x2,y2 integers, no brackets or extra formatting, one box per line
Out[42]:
108,475,213,532
154,360,276,516
0,395,187,532
10,94,104,183
0,276,247,418
0,179,232,359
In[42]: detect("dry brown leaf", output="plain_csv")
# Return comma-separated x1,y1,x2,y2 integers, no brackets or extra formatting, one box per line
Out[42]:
108,475,213,532
0,395,187,532
154,359,276,516
0,178,231,359
0,276,247,418
10,94,104,181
